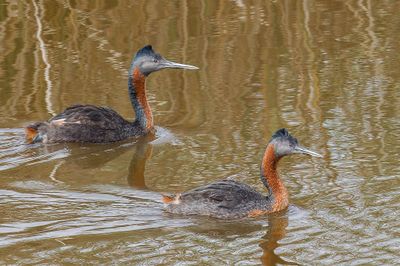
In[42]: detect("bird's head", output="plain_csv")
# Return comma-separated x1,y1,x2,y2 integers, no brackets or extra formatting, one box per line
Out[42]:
268,128,322,159
131,45,198,76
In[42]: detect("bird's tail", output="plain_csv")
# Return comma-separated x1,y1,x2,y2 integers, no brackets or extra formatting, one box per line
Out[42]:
162,193,181,204
25,123,44,143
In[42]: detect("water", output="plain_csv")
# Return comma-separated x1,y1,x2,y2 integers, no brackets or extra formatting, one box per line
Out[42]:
0,0,399,264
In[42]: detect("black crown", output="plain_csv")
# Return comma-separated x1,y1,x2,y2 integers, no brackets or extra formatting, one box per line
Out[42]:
270,128,298,145
136,45,155,57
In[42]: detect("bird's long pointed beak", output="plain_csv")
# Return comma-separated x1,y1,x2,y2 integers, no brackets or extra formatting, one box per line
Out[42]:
294,146,323,158
161,59,199,70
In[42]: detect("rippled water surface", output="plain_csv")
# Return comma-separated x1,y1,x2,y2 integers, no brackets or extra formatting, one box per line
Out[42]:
1,1,399,265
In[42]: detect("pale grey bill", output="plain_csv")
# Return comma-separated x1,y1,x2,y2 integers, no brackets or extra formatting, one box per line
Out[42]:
163,60,199,70
295,146,323,157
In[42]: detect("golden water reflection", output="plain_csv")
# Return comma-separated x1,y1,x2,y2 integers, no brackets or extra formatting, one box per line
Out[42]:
0,0,399,264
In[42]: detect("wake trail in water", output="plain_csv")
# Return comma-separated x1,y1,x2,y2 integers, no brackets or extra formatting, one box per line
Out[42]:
0,181,192,248
0,128,69,171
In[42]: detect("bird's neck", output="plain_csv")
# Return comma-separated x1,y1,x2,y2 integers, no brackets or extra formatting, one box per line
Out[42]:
260,144,289,212
128,67,153,131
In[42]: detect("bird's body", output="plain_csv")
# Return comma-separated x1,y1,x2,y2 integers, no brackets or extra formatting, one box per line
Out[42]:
163,129,322,219
164,179,273,219
27,105,147,143
25,45,198,144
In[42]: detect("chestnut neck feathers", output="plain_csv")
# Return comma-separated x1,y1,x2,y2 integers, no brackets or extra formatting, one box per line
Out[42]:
260,143,289,212
128,67,153,131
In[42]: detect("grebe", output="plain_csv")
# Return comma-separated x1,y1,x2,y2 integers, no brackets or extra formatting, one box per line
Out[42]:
163,128,322,219
25,45,198,143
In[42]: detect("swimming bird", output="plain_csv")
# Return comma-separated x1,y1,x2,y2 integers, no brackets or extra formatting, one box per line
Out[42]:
25,45,198,143
163,128,322,219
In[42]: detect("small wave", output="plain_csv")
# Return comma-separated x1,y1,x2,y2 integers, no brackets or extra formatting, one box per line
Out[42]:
152,126,182,145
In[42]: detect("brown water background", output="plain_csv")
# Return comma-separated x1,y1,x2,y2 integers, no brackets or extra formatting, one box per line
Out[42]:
0,0,399,265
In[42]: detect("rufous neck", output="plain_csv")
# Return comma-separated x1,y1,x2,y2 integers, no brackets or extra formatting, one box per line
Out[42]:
128,67,153,130
260,144,289,212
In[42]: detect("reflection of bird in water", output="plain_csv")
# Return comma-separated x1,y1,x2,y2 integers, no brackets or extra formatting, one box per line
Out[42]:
260,212,298,266
32,134,155,185
25,45,198,144
163,129,322,219
184,209,294,265
43,140,137,171
127,138,153,189
65,134,154,182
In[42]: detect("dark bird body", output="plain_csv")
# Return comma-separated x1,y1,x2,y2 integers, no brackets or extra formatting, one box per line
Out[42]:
25,45,198,144
165,179,273,219
27,105,142,143
163,129,322,219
